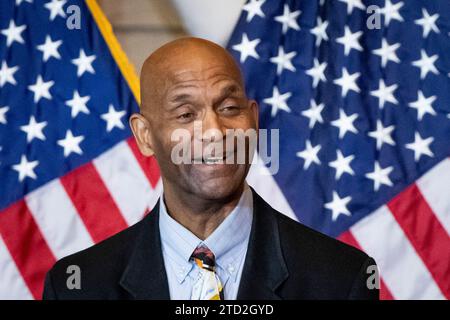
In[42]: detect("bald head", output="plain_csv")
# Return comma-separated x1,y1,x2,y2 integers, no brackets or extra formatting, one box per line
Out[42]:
130,37,258,208
139,37,245,114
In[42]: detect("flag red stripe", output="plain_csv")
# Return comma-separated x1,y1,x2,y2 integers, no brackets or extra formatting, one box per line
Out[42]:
387,184,450,298
338,231,394,300
0,200,56,299
60,163,128,243
127,137,161,188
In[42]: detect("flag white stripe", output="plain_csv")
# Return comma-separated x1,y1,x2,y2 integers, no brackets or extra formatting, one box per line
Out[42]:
94,141,161,226
350,205,445,299
0,236,33,300
25,180,94,260
416,158,450,235
247,153,298,222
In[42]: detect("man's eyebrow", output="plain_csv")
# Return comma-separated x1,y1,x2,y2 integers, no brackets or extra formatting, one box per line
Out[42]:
169,93,193,103
213,84,243,105
167,84,198,104
220,84,241,95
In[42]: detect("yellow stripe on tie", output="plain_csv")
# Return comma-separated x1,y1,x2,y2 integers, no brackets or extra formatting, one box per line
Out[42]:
85,0,141,104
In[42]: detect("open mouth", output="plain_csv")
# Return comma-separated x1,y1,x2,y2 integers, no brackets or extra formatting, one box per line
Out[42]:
193,151,236,165
202,156,224,165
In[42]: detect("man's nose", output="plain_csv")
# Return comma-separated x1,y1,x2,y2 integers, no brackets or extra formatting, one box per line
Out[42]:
200,109,224,142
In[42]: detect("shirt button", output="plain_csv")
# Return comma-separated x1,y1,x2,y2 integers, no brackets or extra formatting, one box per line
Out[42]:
227,265,235,273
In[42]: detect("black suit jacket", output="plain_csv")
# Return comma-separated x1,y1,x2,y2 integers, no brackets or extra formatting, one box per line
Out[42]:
43,189,379,300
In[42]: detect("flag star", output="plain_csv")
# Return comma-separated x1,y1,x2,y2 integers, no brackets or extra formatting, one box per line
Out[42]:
380,0,404,26
0,61,19,87
370,79,398,109
333,68,360,97
306,58,327,88
0,106,9,124
368,120,395,150
37,35,62,62
415,9,439,38
336,26,363,56
16,0,33,5
44,0,67,21
1,20,26,47
263,87,291,117
372,39,400,67
66,90,90,118
331,109,358,139
301,100,324,129
20,116,47,143
71,49,96,77
412,49,439,80
310,17,329,47
57,130,84,157
296,140,321,170
269,46,297,75
274,4,301,34
12,155,39,182
329,150,355,180
101,104,126,132
408,90,436,120
338,0,365,15
242,0,265,23
28,75,54,103
365,161,394,191
406,132,434,162
325,191,352,221
232,33,260,63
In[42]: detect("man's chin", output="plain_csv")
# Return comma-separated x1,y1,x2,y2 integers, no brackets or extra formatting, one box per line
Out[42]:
194,178,240,200
189,172,246,201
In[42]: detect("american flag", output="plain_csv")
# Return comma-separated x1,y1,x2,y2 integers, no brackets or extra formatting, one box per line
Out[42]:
0,0,161,299
0,0,449,301
227,0,450,299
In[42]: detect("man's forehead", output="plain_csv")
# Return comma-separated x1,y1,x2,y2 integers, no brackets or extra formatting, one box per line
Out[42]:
140,37,246,108
165,65,242,89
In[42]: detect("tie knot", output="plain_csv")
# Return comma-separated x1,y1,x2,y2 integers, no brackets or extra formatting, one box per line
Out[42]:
191,245,216,271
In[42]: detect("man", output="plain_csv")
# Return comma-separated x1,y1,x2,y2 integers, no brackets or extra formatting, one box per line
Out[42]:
43,38,379,300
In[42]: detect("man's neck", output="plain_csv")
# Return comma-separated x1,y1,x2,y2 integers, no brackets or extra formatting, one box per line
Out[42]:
162,184,245,240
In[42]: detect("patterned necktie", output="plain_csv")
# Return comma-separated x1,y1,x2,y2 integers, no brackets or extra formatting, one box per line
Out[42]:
190,245,224,300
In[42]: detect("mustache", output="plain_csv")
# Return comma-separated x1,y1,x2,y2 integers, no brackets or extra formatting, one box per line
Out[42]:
170,129,257,165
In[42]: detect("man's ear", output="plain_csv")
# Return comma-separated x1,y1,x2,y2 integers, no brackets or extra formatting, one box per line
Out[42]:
129,113,155,156
249,99,259,131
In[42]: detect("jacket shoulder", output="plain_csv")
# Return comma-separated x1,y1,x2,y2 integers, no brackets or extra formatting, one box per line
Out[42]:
272,209,377,299
276,211,368,262
43,215,148,299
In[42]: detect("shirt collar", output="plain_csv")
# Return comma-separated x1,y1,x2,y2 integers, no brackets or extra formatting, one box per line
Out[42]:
159,197,200,283
203,185,253,281
159,184,253,284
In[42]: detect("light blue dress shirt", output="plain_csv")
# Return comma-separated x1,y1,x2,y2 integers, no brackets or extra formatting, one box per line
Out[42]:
158,184,253,300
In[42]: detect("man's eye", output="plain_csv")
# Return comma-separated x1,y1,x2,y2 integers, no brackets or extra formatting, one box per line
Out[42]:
177,112,194,121
221,106,240,114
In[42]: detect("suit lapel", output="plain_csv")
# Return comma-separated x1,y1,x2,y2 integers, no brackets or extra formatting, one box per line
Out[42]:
119,201,171,299
119,189,289,300
237,189,289,300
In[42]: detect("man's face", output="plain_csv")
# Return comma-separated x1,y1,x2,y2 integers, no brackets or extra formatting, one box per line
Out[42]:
138,57,258,201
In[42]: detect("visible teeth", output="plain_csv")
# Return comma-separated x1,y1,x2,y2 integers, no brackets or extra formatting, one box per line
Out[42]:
204,157,222,164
